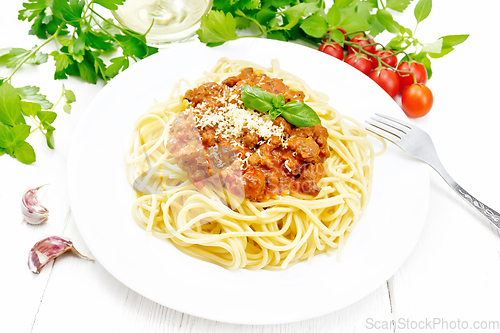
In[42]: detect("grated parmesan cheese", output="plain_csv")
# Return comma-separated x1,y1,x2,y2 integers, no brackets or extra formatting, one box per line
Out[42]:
188,86,285,142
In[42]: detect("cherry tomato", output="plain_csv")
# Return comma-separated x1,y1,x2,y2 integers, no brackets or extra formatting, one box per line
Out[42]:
318,43,344,60
344,53,372,75
397,61,428,93
401,84,433,118
369,68,400,98
348,34,376,54
370,49,397,69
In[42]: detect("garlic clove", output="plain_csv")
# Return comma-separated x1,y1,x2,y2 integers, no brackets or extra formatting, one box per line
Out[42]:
28,236,93,274
21,185,49,225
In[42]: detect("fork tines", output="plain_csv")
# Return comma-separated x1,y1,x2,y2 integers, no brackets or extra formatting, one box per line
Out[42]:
365,113,412,143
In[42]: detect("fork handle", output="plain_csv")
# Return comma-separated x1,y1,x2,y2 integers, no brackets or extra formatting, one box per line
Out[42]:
452,184,500,229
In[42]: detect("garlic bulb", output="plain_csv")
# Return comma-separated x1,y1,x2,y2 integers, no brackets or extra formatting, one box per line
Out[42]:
28,236,93,274
21,185,49,225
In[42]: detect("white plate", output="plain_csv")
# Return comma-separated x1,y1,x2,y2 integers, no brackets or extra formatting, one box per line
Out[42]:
67,38,429,325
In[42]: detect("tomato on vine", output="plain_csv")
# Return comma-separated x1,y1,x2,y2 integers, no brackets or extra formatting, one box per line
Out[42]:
370,50,397,69
318,43,344,60
397,61,428,93
369,68,400,98
344,53,372,75
348,34,376,54
401,84,433,118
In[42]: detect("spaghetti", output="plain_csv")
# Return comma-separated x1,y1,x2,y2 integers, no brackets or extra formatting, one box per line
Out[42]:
125,58,378,270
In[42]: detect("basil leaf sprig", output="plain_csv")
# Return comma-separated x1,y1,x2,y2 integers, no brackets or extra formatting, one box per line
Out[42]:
240,85,320,128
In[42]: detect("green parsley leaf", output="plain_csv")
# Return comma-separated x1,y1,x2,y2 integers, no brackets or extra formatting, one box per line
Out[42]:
414,0,432,24
197,11,238,45
105,56,129,78
0,82,25,127
86,31,114,50
18,0,49,22
93,0,125,10
256,9,277,25
281,101,321,128
2,47,48,68
17,85,53,109
14,141,36,164
386,0,412,13
52,0,85,27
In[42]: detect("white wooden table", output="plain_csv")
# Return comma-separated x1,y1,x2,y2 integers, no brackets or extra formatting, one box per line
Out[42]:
1,1,500,332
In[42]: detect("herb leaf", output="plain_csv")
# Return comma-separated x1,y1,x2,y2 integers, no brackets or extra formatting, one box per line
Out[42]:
386,0,413,13
14,141,36,164
300,14,329,38
414,0,432,23
240,85,274,112
281,101,321,127
0,82,25,126
197,11,238,46
240,85,320,127
17,85,53,109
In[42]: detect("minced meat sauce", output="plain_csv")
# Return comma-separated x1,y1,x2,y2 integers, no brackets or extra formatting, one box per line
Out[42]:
166,68,330,202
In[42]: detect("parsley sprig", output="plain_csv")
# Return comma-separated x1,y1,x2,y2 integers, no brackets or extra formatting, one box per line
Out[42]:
0,0,158,164
240,85,320,127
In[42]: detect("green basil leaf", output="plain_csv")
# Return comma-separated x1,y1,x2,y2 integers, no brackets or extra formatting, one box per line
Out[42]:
11,124,31,144
0,124,13,148
330,29,345,44
64,89,76,103
326,5,341,27
421,39,442,53
240,85,274,113
269,108,282,120
376,9,394,30
0,82,25,126
20,101,41,117
441,34,469,47
281,101,321,127
300,14,329,38
414,0,432,24
44,126,55,149
37,110,57,124
14,141,36,164
272,94,285,109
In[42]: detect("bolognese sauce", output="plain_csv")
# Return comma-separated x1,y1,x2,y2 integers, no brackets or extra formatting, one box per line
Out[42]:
166,68,330,201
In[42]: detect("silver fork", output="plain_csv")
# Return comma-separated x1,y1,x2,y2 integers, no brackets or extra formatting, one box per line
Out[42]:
365,113,500,229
